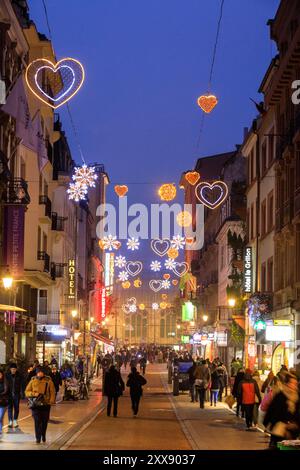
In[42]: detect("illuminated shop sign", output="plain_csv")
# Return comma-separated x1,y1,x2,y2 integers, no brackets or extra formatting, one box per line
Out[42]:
243,247,252,293
105,253,115,293
266,325,292,342
68,259,76,299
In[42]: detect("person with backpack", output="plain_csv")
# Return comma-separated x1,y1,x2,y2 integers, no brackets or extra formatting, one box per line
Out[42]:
126,367,147,417
237,368,261,429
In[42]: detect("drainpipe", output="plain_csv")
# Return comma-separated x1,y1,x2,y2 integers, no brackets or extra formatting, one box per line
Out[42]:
254,121,260,293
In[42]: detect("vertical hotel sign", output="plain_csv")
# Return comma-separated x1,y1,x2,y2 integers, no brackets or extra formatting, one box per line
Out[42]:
105,252,114,294
3,206,25,277
243,247,253,293
68,259,76,299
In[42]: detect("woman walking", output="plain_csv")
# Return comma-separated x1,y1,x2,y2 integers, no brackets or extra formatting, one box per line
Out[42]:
210,365,221,407
104,365,125,417
126,367,147,417
0,370,8,439
25,366,56,444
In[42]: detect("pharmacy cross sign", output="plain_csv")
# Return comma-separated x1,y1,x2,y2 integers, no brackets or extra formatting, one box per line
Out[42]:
25,58,85,109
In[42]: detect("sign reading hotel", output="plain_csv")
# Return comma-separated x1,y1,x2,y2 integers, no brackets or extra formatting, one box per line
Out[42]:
68,259,76,299
243,246,253,293
105,252,114,294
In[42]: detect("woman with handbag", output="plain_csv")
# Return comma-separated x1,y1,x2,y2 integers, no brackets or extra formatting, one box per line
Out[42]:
0,370,8,438
25,366,56,444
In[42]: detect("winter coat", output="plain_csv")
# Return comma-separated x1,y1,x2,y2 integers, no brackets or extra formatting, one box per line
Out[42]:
25,376,56,406
0,377,8,407
210,370,221,391
50,371,62,392
232,372,245,399
126,372,147,396
6,371,23,399
237,376,261,405
187,364,197,384
253,376,264,403
263,391,300,437
194,365,211,389
104,369,125,397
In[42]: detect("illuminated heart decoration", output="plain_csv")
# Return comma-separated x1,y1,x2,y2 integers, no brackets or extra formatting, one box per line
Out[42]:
172,279,178,286
197,94,218,113
195,181,228,209
25,58,85,109
172,262,189,278
161,294,168,300
185,237,194,245
125,261,143,277
163,273,170,280
122,297,137,313
151,239,171,257
149,280,163,293
185,171,200,186
114,241,121,250
122,281,131,289
114,185,128,197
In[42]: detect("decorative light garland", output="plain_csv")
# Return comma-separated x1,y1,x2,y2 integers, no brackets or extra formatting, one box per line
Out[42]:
195,180,228,209
114,185,128,197
127,237,140,251
171,235,185,250
151,239,171,257
158,183,177,201
115,255,126,268
125,261,143,277
185,171,200,185
197,94,218,113
150,260,161,272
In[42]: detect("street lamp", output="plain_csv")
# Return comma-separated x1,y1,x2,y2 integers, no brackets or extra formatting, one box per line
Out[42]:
203,314,208,322
2,275,13,290
71,309,78,318
228,297,236,308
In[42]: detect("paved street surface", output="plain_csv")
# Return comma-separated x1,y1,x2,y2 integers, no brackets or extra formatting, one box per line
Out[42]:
65,364,269,451
0,377,103,450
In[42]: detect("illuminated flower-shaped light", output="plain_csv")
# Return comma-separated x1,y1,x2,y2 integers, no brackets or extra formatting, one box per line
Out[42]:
171,235,185,250
102,235,120,251
165,258,176,271
118,270,129,282
129,304,137,313
162,279,171,290
73,164,97,188
152,303,159,310
150,260,161,272
127,237,140,251
67,182,88,202
115,255,126,268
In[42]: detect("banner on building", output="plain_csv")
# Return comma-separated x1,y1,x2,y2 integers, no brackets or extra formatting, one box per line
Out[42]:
68,259,76,299
3,206,25,277
243,246,253,293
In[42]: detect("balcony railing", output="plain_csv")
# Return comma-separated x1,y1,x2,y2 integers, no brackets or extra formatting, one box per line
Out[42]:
2,178,30,205
37,311,61,325
50,262,66,280
37,251,50,273
39,195,52,219
51,212,65,231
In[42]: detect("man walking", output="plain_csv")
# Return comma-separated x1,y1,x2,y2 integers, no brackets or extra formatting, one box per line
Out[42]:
126,367,147,417
194,360,211,409
6,363,23,428
237,368,261,429
104,365,125,417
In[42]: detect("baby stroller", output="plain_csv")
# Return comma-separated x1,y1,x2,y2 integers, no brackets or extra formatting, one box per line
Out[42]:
63,377,80,401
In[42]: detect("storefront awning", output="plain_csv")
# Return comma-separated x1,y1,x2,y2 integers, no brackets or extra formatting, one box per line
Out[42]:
0,304,27,312
90,331,114,346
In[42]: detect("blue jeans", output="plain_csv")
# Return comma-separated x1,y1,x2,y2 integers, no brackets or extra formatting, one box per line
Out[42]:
8,396,20,421
0,406,7,433
210,390,219,404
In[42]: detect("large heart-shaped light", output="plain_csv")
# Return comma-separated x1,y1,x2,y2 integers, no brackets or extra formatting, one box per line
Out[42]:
125,261,143,277
149,280,163,292
197,94,218,113
151,239,171,257
25,58,85,109
172,262,189,278
195,181,228,209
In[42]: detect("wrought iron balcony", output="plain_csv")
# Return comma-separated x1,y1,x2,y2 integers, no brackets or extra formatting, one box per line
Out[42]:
37,251,50,273
39,195,52,219
50,262,66,280
51,212,65,231
36,311,61,325
2,178,30,205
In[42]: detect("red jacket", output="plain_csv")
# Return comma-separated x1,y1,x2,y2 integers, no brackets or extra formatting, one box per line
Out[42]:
237,378,261,405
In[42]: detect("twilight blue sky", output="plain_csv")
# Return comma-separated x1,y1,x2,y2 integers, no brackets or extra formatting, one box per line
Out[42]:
27,0,280,283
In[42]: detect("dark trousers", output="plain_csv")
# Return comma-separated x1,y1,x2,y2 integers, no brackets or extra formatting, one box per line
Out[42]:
8,396,20,421
243,404,254,428
197,388,206,408
32,407,50,441
130,394,141,415
219,386,224,401
236,402,244,417
189,383,195,402
107,396,119,416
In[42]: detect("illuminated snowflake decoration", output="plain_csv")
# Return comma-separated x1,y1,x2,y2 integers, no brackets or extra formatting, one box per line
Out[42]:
127,237,140,251
171,235,185,250
115,255,126,268
150,260,161,272
67,182,88,202
101,235,120,251
162,279,171,290
152,303,159,310
129,304,137,313
72,164,97,189
165,258,176,270
118,270,129,282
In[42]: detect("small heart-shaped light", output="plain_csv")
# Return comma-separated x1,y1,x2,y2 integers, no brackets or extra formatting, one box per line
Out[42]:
114,185,128,197
185,237,194,245
172,279,178,286
185,171,200,186
161,294,168,300
163,273,170,280
122,281,131,289
197,94,218,113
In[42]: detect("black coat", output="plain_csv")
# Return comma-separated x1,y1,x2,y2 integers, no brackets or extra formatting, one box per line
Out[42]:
104,369,125,397
232,372,245,398
6,372,23,398
51,371,62,392
210,370,221,390
126,372,147,396
187,365,197,384
263,391,300,432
